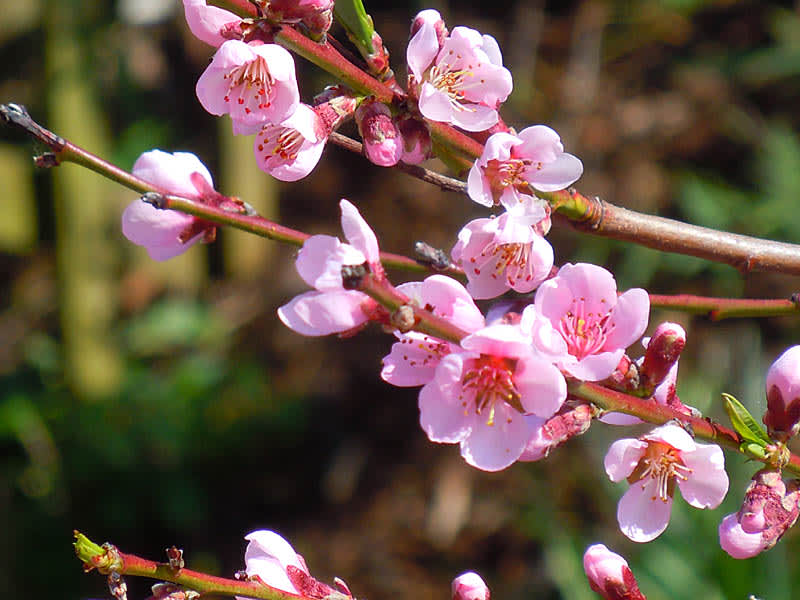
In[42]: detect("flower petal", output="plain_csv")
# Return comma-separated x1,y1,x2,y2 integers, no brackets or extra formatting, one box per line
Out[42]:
277,290,368,336
617,480,672,542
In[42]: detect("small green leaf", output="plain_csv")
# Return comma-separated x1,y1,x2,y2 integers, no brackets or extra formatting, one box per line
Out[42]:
741,442,767,459
722,393,772,446
334,0,375,54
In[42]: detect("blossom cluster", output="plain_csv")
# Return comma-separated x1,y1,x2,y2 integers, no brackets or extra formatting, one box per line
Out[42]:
113,4,800,598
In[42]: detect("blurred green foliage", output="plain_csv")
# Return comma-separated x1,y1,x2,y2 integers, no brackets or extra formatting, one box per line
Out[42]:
2,0,800,599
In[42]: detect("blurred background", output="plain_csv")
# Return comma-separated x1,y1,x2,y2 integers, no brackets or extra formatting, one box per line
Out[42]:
2,0,800,598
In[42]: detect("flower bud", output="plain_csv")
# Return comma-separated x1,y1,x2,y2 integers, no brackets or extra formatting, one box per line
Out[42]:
582,545,646,600
396,115,432,165
639,322,685,394
519,403,594,462
261,0,334,38
764,345,800,441
451,572,489,600
355,100,402,167
719,469,800,559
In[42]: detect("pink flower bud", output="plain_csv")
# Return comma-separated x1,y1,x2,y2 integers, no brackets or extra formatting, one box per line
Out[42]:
639,322,685,394
396,115,432,165
410,9,448,47
265,0,334,37
452,572,489,600
583,544,646,600
764,345,800,441
355,100,402,167
519,403,594,462
719,469,800,559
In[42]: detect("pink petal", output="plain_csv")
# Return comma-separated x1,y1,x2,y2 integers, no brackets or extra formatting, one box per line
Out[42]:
295,235,364,291
526,152,584,192
182,0,239,47
381,332,453,387
460,402,530,471
617,480,672,542
460,324,531,359
406,19,439,81
450,103,499,133
604,288,650,351
514,358,567,418
121,200,202,261
339,199,379,264
643,423,696,452
418,354,472,443
243,530,305,595
604,438,647,482
132,150,213,196
419,275,485,333
277,290,369,336
466,162,494,207
418,83,457,123
480,34,503,66
678,443,728,509
564,349,625,382
517,415,550,461
718,514,765,559
515,125,563,161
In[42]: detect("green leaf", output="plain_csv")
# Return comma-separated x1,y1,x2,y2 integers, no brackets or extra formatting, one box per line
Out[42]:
334,0,375,54
722,393,772,447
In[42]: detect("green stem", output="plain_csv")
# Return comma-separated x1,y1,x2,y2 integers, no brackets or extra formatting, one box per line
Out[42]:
73,532,307,600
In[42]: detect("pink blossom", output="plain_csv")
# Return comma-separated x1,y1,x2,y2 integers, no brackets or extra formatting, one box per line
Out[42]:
410,9,448,48
582,544,646,600
764,345,800,441
719,469,800,559
419,323,566,471
381,275,485,387
451,202,554,299
278,200,383,336
121,150,212,261
254,103,327,181
240,530,351,600
467,126,583,210
407,26,512,132
182,0,241,47
196,40,299,135
355,100,402,167
527,263,650,381
452,572,490,600
605,424,728,542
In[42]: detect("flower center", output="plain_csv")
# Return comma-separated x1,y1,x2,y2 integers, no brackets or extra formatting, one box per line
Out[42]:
630,441,692,502
557,298,614,360
256,125,305,163
484,158,543,202
470,241,535,286
223,55,275,115
460,355,522,426
426,52,479,112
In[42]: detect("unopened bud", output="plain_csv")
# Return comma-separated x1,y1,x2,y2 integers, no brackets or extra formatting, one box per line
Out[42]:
355,100,402,167
263,0,334,37
410,9,448,47
719,469,800,559
396,115,432,165
519,403,594,461
452,572,489,600
583,544,646,600
764,345,800,441
640,322,685,394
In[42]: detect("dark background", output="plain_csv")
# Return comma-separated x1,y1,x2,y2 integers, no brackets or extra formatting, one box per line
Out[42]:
2,0,800,598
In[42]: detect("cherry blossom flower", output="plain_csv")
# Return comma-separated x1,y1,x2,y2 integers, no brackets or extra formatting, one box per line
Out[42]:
254,103,328,181
605,424,728,542
526,263,650,381
419,323,566,471
467,126,583,210
121,150,213,261
764,345,800,441
582,544,646,600
182,0,241,47
356,100,402,167
196,40,300,135
407,25,512,132
451,200,554,299
381,275,485,387
719,469,800,559
451,572,490,600
240,530,352,600
278,199,384,336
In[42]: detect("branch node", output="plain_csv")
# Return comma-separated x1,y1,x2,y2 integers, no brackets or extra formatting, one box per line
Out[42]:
142,192,168,209
414,241,452,270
